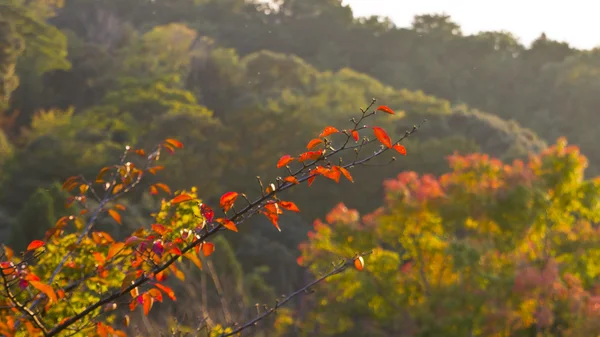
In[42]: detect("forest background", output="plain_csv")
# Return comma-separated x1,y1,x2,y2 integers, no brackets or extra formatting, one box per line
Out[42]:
2,0,600,336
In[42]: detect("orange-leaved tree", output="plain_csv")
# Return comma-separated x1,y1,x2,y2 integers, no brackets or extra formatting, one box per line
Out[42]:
0,101,419,337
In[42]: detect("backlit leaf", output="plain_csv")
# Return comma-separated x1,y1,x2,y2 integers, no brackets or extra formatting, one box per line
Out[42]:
27,240,44,251
376,105,395,114
299,150,323,162
154,183,171,195
306,138,323,150
372,127,392,148
184,252,203,270
154,283,177,301
164,138,184,149
108,210,122,225
171,194,194,204
277,155,294,168
283,176,299,184
220,219,238,232
393,144,407,155
142,293,153,315
319,126,339,138
352,130,359,142
220,192,238,212
339,167,354,183
202,242,215,257
107,243,125,261
279,201,300,212
30,281,58,303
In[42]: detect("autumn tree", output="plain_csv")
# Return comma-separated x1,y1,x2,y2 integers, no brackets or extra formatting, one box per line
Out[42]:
296,137,600,337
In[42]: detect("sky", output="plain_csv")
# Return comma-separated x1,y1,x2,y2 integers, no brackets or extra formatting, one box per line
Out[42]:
343,0,599,50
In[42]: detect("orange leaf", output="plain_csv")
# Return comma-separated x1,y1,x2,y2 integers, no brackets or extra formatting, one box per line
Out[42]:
149,186,158,195
147,288,163,303
97,322,109,337
171,194,194,204
154,283,177,301
376,105,395,114
351,130,359,142
202,242,215,257
148,166,165,175
307,175,317,187
108,209,122,225
164,138,184,149
219,192,238,212
26,240,45,251
339,166,354,183
30,281,58,303
393,144,407,156
154,183,172,195
277,155,295,168
151,224,169,236
279,201,300,212
220,219,238,232
142,293,153,315
283,176,299,184
306,138,323,150
372,127,392,148
319,126,339,138
354,256,365,271
107,243,125,261
299,150,323,162
95,167,112,183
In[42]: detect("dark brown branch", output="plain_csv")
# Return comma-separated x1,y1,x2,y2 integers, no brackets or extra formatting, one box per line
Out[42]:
220,255,364,337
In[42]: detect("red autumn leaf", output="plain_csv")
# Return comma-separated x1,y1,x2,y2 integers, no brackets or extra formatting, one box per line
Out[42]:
27,240,45,251
319,126,339,138
202,242,215,257
376,105,395,114
149,185,158,195
299,150,323,162
171,194,194,204
283,176,299,184
108,209,122,225
393,144,407,156
279,201,300,212
220,192,238,212
338,166,354,183
307,175,317,187
351,130,359,142
277,155,295,168
200,204,214,223
372,126,392,148
262,211,281,232
154,283,177,301
354,256,365,271
306,138,323,150
125,236,143,247
164,138,184,149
